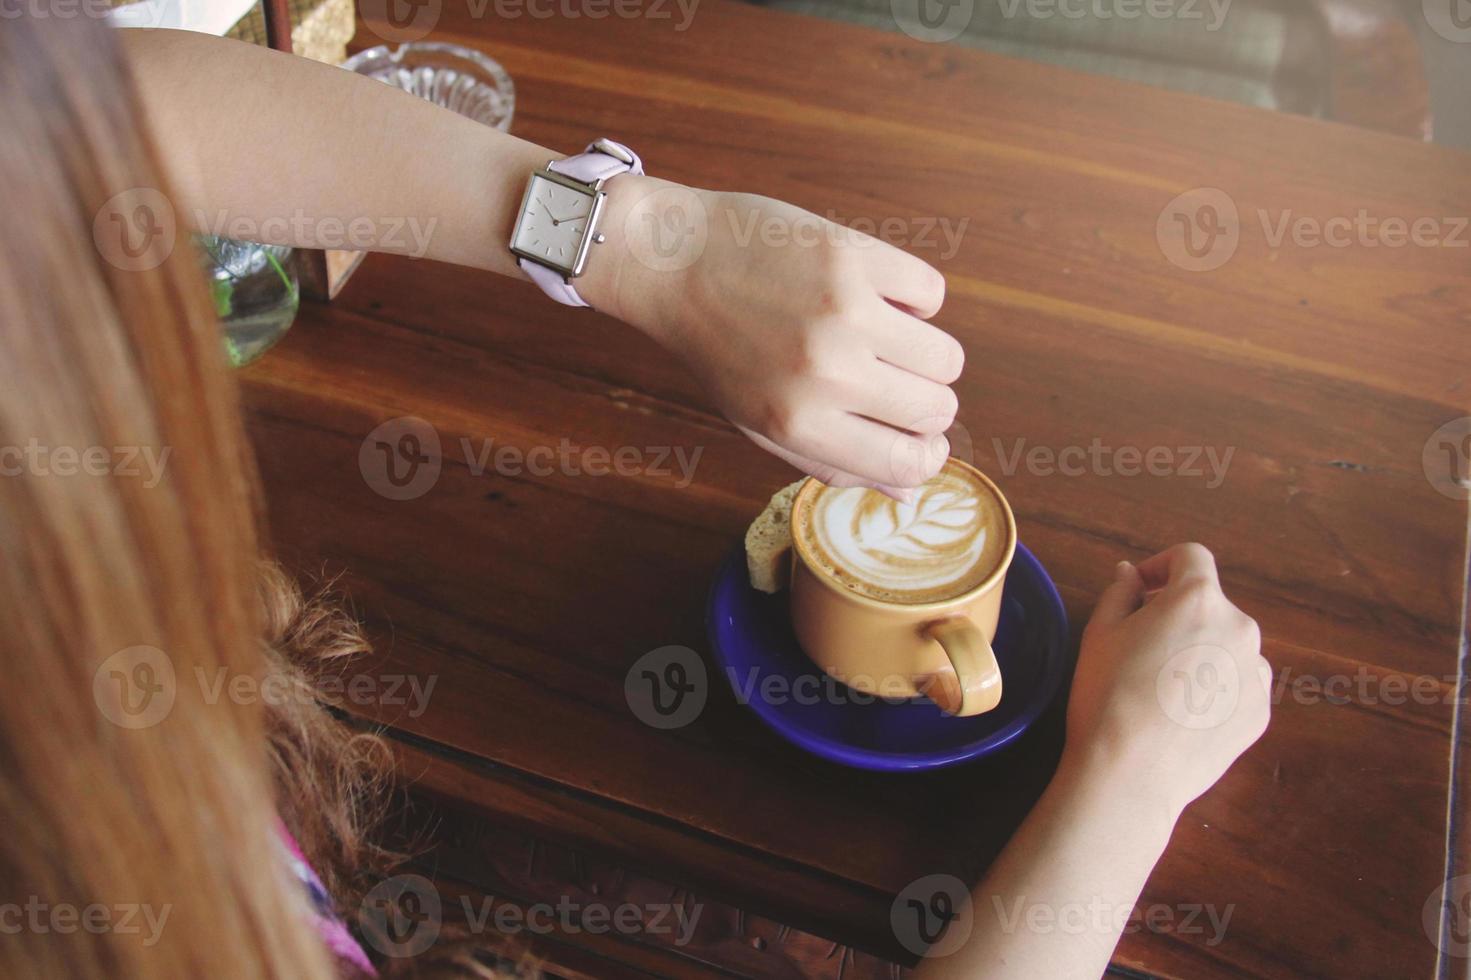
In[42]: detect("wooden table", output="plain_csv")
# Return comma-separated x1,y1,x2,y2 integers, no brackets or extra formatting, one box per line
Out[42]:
241,3,1471,976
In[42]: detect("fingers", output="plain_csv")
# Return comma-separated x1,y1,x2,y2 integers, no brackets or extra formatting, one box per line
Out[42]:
1132,547,1264,692
1085,560,1146,635
867,300,966,384
1133,542,1221,593
851,360,958,435
862,242,946,319
735,425,914,502
783,412,949,489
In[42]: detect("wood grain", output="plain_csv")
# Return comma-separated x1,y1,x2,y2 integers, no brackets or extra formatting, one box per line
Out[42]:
243,4,1470,977
385,749,911,978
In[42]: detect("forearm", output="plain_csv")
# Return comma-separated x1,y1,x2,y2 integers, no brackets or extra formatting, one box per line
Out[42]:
114,30,966,491
913,750,1179,980
119,29,549,278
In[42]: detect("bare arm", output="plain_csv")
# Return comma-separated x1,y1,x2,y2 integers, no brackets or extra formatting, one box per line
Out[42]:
913,754,1176,980
120,29,545,278
915,545,1270,979
120,29,964,495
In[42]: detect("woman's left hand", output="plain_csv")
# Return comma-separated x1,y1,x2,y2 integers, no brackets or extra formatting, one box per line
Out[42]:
579,176,963,497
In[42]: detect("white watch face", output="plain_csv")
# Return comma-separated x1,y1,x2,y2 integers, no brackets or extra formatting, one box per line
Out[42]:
513,174,594,271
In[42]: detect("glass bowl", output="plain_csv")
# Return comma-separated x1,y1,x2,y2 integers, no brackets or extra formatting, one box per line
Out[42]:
342,42,514,131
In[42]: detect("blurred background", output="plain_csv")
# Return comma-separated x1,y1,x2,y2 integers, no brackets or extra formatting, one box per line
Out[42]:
748,0,1469,146
110,0,1470,147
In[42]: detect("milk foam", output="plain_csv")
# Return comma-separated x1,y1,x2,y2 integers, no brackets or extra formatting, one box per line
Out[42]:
806,467,1000,601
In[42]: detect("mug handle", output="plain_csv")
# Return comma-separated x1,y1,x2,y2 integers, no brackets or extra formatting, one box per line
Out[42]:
919,616,1003,716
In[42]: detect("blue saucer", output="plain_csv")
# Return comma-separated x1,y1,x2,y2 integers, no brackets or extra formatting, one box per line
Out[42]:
706,541,1071,771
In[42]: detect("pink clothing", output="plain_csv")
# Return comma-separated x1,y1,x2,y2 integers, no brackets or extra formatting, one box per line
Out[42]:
276,819,377,977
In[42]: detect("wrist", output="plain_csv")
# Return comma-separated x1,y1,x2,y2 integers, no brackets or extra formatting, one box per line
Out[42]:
577,174,706,345
574,172,663,327
1055,737,1185,838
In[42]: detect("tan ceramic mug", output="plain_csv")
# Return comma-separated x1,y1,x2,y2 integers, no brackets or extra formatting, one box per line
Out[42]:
787,458,1016,717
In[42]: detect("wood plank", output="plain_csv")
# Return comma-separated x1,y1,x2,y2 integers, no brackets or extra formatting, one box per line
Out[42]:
238,5,1471,976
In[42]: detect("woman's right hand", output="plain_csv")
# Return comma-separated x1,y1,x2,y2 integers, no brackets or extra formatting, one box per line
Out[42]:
1063,543,1272,818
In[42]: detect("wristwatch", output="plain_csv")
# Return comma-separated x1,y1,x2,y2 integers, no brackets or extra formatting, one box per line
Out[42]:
509,138,644,308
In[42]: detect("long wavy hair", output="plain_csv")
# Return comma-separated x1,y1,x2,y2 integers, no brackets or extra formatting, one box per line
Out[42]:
0,15,506,979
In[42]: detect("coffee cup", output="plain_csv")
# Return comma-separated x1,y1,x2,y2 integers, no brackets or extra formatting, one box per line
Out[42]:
787,458,1016,716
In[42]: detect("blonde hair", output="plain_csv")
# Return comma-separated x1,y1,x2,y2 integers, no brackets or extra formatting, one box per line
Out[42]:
0,13,354,978
0,14,535,978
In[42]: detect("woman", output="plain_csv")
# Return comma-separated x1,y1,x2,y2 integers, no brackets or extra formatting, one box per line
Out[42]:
0,16,482,979
0,14,1269,978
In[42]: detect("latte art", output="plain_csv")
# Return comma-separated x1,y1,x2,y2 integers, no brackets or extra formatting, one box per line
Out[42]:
814,482,985,592
797,463,1011,604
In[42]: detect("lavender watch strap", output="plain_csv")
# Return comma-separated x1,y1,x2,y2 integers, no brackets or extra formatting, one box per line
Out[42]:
549,140,644,182
522,259,588,306
518,139,643,308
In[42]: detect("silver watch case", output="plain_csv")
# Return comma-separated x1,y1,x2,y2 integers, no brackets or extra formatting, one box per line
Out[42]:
509,163,609,280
